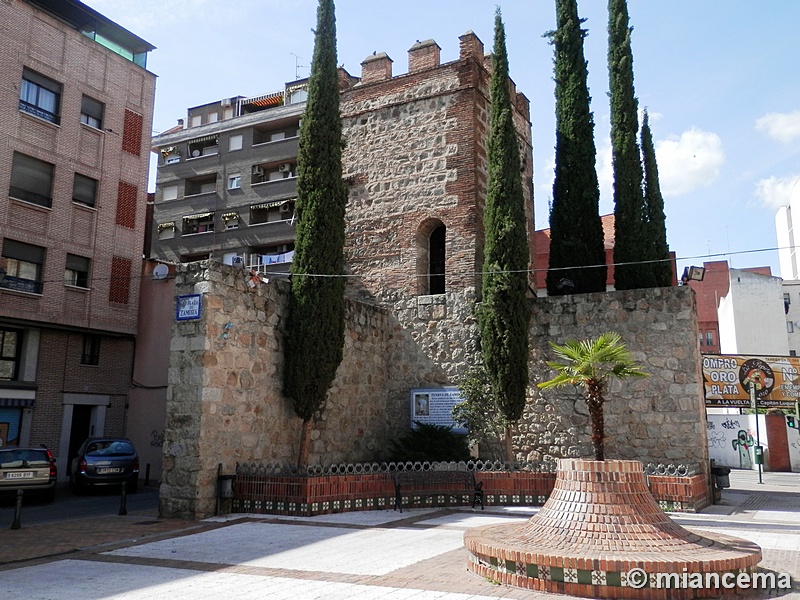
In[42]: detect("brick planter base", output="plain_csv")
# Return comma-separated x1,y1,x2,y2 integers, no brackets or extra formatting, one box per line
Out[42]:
232,464,710,517
464,459,761,599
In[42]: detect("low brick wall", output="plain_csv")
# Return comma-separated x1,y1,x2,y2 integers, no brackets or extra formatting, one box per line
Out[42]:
231,470,709,516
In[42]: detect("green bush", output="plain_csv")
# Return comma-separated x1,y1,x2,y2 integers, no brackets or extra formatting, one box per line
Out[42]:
388,422,471,463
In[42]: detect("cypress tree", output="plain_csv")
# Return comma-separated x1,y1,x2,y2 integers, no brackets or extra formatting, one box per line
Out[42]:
546,0,607,295
284,0,348,467
479,9,531,462
641,109,672,286
608,0,649,289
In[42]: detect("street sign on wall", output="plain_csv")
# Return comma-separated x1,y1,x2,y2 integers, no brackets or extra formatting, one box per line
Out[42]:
702,354,800,409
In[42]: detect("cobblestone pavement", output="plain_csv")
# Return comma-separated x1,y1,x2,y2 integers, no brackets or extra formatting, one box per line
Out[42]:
0,469,797,599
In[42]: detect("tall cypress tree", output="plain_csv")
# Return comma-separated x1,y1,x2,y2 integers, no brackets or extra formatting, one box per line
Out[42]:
608,0,649,289
546,0,606,295
284,0,347,467
641,109,672,286
479,9,531,463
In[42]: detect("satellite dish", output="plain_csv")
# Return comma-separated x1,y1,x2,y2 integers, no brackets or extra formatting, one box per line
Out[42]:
152,264,169,280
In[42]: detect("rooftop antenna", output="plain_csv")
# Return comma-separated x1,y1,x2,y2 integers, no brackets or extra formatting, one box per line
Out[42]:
290,53,309,80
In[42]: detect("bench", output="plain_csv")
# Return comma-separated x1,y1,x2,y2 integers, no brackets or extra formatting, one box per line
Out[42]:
392,469,484,513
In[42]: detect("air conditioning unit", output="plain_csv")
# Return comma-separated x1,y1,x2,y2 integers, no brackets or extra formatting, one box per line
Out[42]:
278,163,291,172
221,98,232,107
231,255,245,268
252,165,264,176
280,203,291,213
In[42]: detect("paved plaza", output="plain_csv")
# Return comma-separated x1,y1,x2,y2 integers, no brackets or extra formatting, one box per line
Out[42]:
0,469,798,599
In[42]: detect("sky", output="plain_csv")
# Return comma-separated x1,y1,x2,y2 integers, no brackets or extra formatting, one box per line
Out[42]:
87,0,800,278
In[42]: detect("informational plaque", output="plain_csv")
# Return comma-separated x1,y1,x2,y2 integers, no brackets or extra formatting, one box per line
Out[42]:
409,387,466,434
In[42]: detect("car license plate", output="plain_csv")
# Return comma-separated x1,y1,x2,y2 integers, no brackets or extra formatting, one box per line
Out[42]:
5,471,34,479
96,467,123,474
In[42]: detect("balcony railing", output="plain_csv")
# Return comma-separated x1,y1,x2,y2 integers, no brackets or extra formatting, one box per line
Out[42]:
19,100,59,125
9,186,52,209
0,276,43,295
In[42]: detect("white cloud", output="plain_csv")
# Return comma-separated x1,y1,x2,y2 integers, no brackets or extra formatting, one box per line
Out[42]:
654,128,725,197
755,111,800,144
755,175,800,211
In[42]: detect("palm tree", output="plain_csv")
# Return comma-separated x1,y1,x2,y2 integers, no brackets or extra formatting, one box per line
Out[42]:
538,332,648,460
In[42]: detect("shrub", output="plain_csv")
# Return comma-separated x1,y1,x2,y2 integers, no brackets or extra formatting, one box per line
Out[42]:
388,422,471,463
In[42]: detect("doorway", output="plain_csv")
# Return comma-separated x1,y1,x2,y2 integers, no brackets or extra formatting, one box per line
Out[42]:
67,405,92,475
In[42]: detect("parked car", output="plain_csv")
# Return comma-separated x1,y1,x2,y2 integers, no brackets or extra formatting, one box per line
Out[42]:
70,438,139,494
0,446,57,502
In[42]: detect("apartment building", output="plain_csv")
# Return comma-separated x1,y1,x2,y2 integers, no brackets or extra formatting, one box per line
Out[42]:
0,0,155,479
149,80,326,272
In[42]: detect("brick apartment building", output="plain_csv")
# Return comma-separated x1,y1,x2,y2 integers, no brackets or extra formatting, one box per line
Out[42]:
149,34,534,300
0,0,155,480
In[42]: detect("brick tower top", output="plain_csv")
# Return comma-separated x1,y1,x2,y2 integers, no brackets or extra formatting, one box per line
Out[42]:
341,33,534,304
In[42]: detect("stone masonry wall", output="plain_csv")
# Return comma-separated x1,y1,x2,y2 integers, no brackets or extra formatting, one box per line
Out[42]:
519,286,708,472
161,262,707,519
160,261,405,519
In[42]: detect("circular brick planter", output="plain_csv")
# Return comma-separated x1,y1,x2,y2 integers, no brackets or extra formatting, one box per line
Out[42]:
464,459,762,599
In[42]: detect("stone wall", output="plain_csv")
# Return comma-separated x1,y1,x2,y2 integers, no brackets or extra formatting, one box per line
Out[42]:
160,261,406,518
520,286,708,472
161,263,707,518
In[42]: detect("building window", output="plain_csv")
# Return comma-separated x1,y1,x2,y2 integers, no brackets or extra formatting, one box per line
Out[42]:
122,109,143,156
185,174,217,196
115,181,137,229
80,334,101,366
65,254,90,288
161,184,178,202
789,321,795,334
791,350,797,357
222,212,240,230
109,256,132,304
73,173,98,208
415,219,446,295
0,328,21,381
183,212,215,234
160,146,181,165
9,152,54,208
187,135,219,158
157,222,176,240
706,331,714,346
698,333,704,346
80,95,104,129
429,225,446,295
190,115,202,127
250,200,294,225
208,112,218,123
228,174,241,190
1,239,45,294
19,68,61,124
229,134,243,152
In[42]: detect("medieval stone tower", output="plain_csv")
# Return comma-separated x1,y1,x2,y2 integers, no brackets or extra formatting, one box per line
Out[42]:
338,32,534,384
342,33,534,302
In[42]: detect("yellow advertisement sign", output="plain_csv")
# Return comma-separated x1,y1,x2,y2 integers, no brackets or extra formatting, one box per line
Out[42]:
702,354,800,409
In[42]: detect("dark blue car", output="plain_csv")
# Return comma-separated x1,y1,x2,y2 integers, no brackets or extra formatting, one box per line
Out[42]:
70,438,139,494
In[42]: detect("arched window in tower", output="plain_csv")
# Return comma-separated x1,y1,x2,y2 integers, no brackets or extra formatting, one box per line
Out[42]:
429,225,446,295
